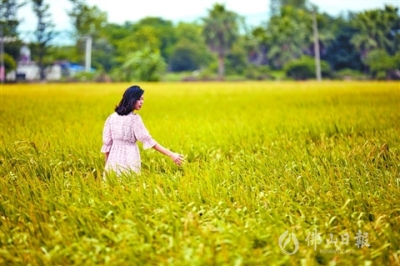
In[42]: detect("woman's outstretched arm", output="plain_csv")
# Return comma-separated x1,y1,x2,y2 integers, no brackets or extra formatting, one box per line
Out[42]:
152,143,184,166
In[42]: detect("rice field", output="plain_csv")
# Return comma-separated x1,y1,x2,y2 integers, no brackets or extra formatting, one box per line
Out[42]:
0,81,399,265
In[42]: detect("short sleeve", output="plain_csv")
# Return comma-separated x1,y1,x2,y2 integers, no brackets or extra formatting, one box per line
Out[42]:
101,116,113,153
134,115,157,149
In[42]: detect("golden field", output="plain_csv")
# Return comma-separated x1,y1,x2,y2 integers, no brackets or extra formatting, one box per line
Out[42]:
0,81,399,265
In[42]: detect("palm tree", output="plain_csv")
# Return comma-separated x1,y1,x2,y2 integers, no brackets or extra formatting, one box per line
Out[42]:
264,6,310,69
351,5,399,61
202,4,240,79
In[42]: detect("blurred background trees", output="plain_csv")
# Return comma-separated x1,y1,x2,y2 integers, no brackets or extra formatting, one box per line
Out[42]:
202,3,241,79
31,0,56,80
2,0,399,82
0,0,26,72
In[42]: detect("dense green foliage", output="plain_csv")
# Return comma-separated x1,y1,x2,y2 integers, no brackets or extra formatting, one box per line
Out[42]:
0,82,399,265
0,0,26,36
2,52,17,73
365,50,400,80
1,1,399,80
284,56,331,80
202,3,241,78
117,47,166,82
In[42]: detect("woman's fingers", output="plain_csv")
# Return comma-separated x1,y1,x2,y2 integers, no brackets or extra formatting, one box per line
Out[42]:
173,154,185,165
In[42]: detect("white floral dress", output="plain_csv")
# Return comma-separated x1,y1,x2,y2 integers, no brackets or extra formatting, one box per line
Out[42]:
101,112,157,175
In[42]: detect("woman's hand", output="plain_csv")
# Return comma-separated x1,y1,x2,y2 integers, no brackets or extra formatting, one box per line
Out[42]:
152,144,185,166
170,152,185,166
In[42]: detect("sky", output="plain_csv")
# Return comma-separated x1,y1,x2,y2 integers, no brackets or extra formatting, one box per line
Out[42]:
16,0,399,44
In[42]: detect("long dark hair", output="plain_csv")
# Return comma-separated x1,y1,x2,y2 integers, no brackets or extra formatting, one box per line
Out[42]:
115,85,144,115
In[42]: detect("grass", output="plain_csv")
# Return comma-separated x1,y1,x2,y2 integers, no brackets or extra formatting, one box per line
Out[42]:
0,81,399,265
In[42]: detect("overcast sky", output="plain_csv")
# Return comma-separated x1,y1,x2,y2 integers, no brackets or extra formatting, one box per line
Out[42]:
17,0,399,44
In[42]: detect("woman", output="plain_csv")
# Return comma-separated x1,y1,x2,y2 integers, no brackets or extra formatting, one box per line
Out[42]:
101,85,184,175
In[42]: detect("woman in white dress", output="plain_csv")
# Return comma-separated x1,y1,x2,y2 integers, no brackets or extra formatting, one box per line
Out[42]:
101,85,184,175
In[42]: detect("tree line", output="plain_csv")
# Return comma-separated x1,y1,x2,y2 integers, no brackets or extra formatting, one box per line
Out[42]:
1,0,399,81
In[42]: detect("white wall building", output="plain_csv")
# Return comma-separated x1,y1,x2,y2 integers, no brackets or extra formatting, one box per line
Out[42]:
6,63,40,81
45,65,62,81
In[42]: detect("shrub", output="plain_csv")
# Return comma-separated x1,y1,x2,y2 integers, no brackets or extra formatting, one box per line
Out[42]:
365,49,399,80
3,53,17,73
121,47,166,82
284,56,331,80
73,71,98,82
334,68,368,80
245,65,272,80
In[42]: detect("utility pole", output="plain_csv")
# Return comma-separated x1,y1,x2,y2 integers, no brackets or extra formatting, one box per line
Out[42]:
0,26,4,83
84,35,92,72
312,9,321,81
